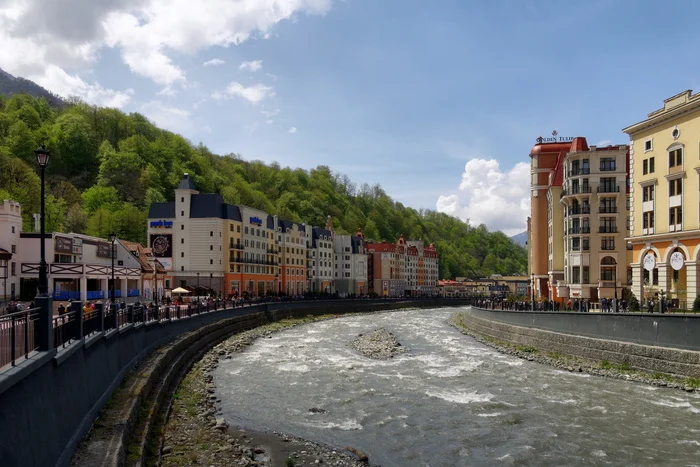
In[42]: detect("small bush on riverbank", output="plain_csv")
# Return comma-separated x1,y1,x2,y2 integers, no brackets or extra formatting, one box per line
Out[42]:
515,345,538,353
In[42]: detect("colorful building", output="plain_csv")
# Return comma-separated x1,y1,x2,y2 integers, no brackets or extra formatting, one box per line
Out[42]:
367,235,439,297
277,219,307,296
333,228,368,297
309,224,334,294
623,90,700,309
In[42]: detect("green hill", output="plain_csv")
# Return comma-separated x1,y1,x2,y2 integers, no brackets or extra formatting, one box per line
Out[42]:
0,92,527,279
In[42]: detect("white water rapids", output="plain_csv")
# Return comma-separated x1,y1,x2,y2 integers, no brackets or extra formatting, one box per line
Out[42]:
214,308,700,466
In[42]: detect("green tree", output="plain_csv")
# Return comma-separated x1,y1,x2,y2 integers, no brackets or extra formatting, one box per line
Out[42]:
81,185,120,213
98,150,144,202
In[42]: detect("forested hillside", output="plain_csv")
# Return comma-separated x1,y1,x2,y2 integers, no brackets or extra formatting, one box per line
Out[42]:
0,92,527,279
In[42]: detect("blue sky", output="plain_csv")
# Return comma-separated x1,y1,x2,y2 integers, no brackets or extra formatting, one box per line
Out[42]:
2,0,700,235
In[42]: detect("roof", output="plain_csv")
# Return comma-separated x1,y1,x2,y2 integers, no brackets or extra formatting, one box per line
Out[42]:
312,227,332,247
177,173,197,190
225,204,242,222
148,202,175,219
267,215,275,230
278,219,294,233
0,247,11,260
550,149,566,187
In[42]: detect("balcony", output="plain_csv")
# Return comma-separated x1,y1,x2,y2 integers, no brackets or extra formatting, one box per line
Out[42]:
598,207,618,214
597,185,620,194
560,186,592,199
229,243,244,250
567,226,591,235
567,206,591,215
566,168,590,177
599,227,618,233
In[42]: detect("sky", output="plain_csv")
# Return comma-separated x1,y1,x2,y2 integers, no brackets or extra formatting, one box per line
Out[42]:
2,0,700,236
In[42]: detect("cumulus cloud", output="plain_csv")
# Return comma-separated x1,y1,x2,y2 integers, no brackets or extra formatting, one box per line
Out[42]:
288,126,297,133
239,60,262,72
203,58,225,67
212,82,274,104
436,158,530,236
0,0,331,98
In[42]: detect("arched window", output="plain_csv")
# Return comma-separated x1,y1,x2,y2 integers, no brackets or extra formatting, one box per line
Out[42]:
600,256,617,281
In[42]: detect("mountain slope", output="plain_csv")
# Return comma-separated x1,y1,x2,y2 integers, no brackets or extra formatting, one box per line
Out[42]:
510,231,527,247
0,67,65,106
0,87,527,279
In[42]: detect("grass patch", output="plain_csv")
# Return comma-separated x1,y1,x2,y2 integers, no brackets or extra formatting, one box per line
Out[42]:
286,457,297,467
600,360,633,372
515,345,539,354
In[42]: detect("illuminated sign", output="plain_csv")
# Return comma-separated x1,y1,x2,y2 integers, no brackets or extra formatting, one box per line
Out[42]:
150,220,173,229
249,216,263,226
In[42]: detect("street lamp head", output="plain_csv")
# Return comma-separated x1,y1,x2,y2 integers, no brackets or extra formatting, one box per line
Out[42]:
34,144,50,167
109,232,117,243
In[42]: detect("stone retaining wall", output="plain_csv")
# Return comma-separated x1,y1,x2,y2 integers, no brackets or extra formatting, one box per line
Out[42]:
461,309,700,378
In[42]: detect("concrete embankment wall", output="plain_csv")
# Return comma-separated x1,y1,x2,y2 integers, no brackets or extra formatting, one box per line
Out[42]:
0,298,467,467
462,308,700,378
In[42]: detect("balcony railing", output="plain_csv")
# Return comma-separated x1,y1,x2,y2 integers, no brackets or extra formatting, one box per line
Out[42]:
599,227,618,233
567,226,591,235
566,168,590,177
567,206,591,215
229,243,244,250
561,186,592,198
599,207,618,213
597,185,620,193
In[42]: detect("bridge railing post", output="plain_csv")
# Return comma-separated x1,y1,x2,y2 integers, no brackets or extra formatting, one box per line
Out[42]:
35,295,53,351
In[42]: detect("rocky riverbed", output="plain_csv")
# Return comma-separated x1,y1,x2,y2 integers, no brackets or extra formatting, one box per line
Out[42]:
449,312,699,393
351,328,406,359
161,316,371,467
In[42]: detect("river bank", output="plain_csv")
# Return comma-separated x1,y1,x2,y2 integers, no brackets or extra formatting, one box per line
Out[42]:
448,312,700,393
160,315,372,467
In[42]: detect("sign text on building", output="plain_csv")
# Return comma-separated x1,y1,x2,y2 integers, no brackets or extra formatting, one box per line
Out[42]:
249,216,263,226
536,130,574,144
150,220,173,229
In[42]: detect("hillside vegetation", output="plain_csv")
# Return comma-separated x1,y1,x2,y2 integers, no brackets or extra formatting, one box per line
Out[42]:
0,92,527,279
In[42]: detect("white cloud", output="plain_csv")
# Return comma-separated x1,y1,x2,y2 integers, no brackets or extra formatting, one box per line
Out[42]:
265,119,274,124
203,58,225,67
239,60,262,72
140,100,192,133
288,126,297,134
0,0,332,94
212,82,274,104
32,64,134,108
436,158,530,236
597,139,612,146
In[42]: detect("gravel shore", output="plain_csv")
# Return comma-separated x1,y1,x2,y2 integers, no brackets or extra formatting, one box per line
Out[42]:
351,328,406,359
449,312,699,393
161,316,372,467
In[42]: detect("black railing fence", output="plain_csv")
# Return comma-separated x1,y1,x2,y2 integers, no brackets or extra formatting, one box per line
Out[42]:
1,306,41,368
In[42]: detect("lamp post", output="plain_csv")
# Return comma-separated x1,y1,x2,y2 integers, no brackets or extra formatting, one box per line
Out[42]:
530,273,535,311
153,260,158,306
34,145,50,296
659,289,666,314
197,272,200,296
109,232,116,304
614,283,619,313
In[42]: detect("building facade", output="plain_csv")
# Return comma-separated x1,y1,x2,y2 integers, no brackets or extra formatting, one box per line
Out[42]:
623,90,700,309
277,219,308,296
557,137,631,302
309,226,334,294
334,228,368,297
0,199,21,302
367,235,439,297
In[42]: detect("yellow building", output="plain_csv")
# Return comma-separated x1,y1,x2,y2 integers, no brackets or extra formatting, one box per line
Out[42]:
623,90,700,309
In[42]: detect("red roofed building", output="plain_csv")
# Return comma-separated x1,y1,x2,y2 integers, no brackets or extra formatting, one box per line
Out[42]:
366,235,438,297
529,135,631,305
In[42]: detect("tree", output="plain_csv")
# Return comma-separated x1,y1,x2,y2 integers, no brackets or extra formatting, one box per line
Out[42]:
81,185,120,214
64,205,89,233
97,150,144,203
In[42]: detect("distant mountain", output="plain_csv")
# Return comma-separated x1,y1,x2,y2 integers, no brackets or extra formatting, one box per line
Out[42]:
0,67,65,106
510,231,527,247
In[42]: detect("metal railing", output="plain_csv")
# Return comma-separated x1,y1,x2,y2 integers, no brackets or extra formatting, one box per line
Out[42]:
599,227,618,233
598,207,618,213
597,185,620,193
566,168,590,177
0,306,41,368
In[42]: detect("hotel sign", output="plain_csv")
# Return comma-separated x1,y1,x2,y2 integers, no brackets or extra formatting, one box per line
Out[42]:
536,130,574,144
249,216,263,226
55,236,83,255
150,220,173,229
97,243,113,259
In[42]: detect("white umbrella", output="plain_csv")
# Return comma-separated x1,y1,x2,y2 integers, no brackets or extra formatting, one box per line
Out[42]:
172,287,190,303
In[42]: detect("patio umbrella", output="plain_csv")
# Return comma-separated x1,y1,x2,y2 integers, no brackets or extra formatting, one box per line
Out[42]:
172,287,190,302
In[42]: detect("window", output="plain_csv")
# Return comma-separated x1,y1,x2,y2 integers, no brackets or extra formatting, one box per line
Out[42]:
181,224,184,230
669,148,683,167
649,157,655,173
181,197,184,202
642,211,654,229
669,206,682,225
181,252,184,257
181,238,184,244
210,259,214,265
181,211,184,216
210,231,213,237
600,217,617,233
230,225,233,232
644,139,652,152
642,185,654,202
11,226,14,233
600,158,616,171
583,266,589,284
601,237,615,250
11,262,16,276
245,227,248,234
669,178,682,196
237,225,241,233
643,159,648,175
11,245,16,253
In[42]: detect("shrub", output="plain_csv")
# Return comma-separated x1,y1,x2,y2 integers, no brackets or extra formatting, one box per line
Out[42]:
693,296,700,312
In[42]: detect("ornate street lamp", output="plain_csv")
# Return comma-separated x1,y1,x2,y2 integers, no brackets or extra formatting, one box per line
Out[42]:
34,145,50,296
109,232,116,304
530,272,535,311
153,260,159,306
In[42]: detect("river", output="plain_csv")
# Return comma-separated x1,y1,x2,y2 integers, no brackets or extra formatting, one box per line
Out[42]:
214,308,700,466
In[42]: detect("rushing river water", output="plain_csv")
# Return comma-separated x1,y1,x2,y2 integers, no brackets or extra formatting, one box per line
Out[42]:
214,308,700,466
